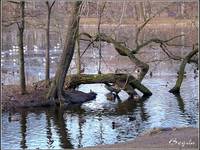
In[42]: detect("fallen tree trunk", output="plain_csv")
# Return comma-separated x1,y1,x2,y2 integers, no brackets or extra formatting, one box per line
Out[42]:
65,73,152,96
78,32,154,98
169,47,198,93
35,73,152,97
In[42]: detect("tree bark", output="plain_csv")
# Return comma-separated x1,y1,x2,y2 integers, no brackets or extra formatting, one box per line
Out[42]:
45,2,50,81
96,33,149,81
47,1,82,103
169,47,198,93
45,1,55,82
64,73,152,96
76,26,81,74
18,1,26,94
97,3,106,74
79,32,150,97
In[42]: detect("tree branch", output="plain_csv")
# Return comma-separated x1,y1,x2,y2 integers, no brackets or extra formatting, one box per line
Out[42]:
132,34,184,54
7,0,20,4
135,3,173,47
50,0,56,10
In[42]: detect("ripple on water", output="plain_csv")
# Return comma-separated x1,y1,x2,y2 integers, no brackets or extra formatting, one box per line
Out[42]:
2,76,198,149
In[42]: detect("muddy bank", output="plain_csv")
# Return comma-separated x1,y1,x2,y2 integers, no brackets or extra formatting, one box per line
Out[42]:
1,84,97,111
1,84,52,111
80,127,198,149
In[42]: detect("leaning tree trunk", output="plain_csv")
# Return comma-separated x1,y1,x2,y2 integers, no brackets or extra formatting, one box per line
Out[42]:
169,47,198,93
96,33,149,81
18,1,26,94
78,32,150,96
47,1,82,103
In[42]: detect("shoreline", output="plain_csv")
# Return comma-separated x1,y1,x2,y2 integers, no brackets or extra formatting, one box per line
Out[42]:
1,85,199,149
80,127,198,149
1,84,52,112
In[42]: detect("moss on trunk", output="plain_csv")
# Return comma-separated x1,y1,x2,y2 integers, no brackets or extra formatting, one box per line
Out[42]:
169,48,198,93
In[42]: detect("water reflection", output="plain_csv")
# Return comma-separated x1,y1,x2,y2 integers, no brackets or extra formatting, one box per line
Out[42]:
2,76,198,149
46,110,54,149
20,111,27,149
1,45,197,85
52,108,73,149
173,93,197,126
174,93,185,113
1,21,198,149
77,114,84,148
138,101,149,122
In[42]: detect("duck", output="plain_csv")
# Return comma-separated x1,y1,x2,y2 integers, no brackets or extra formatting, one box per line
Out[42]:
112,122,115,129
128,116,136,121
133,95,140,101
9,115,20,122
104,83,120,94
112,121,121,129
80,68,85,74
194,74,198,79
149,71,153,78
79,118,86,124
194,69,198,74
106,93,116,101
165,81,169,87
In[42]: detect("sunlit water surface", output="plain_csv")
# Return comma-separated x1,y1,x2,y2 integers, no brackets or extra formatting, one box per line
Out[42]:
2,75,198,149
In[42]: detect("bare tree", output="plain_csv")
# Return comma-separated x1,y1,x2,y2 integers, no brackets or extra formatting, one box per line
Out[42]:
9,1,27,94
97,2,106,74
47,1,82,104
45,0,56,82
75,4,185,97
18,1,26,94
76,26,81,74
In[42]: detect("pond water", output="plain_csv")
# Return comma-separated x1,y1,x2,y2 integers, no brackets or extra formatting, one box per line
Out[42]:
2,75,198,149
1,27,198,149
